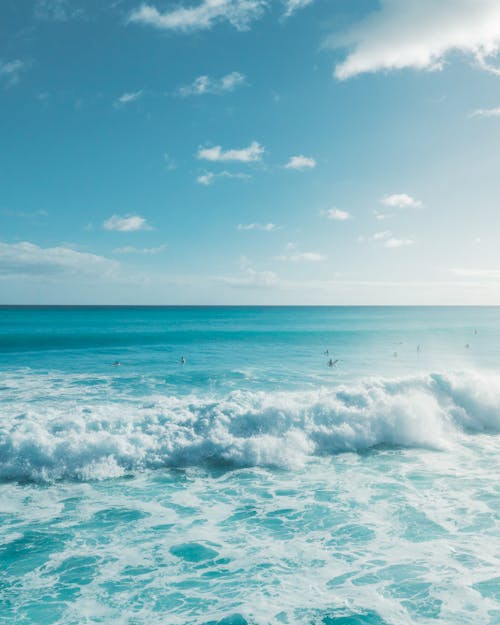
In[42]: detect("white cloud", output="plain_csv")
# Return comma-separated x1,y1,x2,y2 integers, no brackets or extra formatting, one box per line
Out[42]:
221,71,246,91
325,208,351,221
238,223,277,231
283,0,315,18
178,71,245,96
103,214,152,232
128,1,267,33
330,0,500,80
0,241,119,279
197,172,215,186
470,107,500,118
275,252,327,262
197,171,251,185
284,155,316,170
115,90,143,106
113,244,167,255
381,193,422,209
197,141,264,162
0,60,27,86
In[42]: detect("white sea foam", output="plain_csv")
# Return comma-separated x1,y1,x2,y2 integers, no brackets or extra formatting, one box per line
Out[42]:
1,370,499,481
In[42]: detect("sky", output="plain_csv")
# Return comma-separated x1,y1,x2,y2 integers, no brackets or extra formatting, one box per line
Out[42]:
2,0,500,304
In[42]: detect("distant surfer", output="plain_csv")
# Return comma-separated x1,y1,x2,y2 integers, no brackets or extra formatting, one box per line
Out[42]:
112,360,121,367
465,343,470,349
181,355,186,365
328,358,338,367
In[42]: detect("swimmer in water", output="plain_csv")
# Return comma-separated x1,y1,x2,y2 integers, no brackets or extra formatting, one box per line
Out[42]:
181,356,186,365
112,360,120,367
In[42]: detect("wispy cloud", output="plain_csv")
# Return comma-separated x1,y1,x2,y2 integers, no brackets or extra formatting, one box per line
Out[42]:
197,171,251,185
370,230,414,248
34,0,83,21
384,237,414,248
178,71,246,96
372,230,392,241
218,267,279,288
284,155,316,170
381,193,422,209
0,209,48,219
470,107,500,118
197,141,264,163
275,251,327,262
128,1,267,33
283,0,315,18
103,214,152,232
451,268,500,279
0,60,27,86
324,208,351,221
0,241,119,279
330,0,500,79
374,210,393,221
238,223,277,231
113,244,167,255
114,90,143,107
163,152,177,171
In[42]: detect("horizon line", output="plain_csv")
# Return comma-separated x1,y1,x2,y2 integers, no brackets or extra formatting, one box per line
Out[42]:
1,304,499,309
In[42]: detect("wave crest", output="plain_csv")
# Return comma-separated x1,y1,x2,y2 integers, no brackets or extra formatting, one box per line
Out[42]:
1,370,499,481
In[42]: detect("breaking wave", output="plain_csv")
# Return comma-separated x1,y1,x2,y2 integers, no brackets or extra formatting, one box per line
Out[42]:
1,370,499,481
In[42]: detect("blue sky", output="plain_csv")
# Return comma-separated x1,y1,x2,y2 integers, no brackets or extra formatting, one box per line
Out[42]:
2,0,500,304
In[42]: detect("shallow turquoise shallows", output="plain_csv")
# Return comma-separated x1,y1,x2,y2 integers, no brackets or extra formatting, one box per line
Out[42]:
1,306,499,625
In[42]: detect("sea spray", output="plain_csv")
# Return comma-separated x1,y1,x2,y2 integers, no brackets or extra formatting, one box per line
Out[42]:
1,307,500,625
1,370,499,482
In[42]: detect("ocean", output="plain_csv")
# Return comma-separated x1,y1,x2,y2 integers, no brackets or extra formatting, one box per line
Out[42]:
0,306,499,625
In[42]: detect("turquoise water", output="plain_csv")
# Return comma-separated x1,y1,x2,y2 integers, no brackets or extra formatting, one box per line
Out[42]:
0,306,499,625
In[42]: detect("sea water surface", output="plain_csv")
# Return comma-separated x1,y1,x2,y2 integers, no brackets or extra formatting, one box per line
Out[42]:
0,306,499,625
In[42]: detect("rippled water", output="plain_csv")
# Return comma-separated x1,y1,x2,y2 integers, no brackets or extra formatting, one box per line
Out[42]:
1,307,499,624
